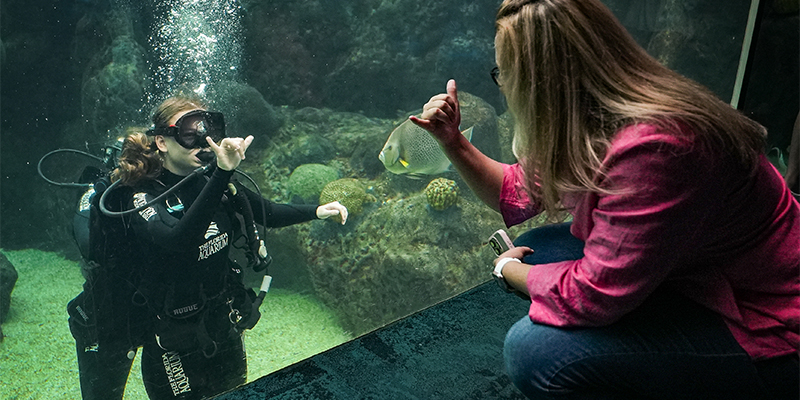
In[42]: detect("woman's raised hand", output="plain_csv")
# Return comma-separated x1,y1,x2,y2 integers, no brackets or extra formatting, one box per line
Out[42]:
409,79,462,146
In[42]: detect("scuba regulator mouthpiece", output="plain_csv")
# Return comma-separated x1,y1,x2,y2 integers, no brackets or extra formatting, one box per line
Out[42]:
197,151,216,163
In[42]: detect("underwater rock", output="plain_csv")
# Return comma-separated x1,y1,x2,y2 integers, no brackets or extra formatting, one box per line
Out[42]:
459,91,502,162
248,106,394,204
282,134,338,172
206,81,284,143
72,6,137,74
425,178,459,211
305,191,515,336
287,164,340,204
267,108,342,170
284,107,394,178
243,3,353,109
0,253,18,325
81,35,150,142
351,141,390,179
243,1,499,117
319,178,374,221
288,107,393,161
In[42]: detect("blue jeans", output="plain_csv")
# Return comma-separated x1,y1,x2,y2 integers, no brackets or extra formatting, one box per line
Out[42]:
505,223,799,400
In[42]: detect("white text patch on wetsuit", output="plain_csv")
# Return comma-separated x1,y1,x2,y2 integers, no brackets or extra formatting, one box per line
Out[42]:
162,351,192,395
134,192,157,221
198,221,228,261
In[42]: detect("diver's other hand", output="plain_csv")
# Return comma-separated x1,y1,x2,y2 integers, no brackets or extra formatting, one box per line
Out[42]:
207,135,254,171
409,79,462,146
317,201,348,225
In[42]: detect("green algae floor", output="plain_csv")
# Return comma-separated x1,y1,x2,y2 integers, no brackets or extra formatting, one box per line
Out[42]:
0,249,352,399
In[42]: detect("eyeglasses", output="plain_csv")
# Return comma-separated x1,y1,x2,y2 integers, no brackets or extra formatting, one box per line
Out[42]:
148,110,226,149
491,67,501,86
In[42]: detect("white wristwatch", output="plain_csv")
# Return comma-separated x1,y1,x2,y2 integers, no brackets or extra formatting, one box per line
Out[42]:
492,257,520,292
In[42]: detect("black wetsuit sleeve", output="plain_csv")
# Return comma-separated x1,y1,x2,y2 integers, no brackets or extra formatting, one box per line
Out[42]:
134,168,234,250
240,184,319,228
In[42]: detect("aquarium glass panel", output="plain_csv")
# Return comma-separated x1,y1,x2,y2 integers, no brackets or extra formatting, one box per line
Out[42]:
0,0,759,398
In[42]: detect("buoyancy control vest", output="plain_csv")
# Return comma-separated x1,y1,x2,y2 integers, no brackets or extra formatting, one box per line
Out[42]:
68,175,148,350
69,171,271,357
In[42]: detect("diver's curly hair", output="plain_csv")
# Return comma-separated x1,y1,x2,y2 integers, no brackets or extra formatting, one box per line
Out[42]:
112,128,162,185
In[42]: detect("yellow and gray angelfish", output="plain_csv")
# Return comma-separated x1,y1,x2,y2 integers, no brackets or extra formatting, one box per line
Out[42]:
378,118,473,178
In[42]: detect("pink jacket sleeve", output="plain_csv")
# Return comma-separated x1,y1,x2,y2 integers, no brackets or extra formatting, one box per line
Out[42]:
498,163,542,227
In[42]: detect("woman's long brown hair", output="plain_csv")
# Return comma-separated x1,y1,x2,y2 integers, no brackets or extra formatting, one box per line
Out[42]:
495,0,766,216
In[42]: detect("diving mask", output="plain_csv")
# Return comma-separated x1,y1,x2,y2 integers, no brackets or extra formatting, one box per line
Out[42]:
148,110,226,149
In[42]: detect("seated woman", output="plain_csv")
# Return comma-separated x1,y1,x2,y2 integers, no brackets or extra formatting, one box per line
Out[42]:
411,0,799,398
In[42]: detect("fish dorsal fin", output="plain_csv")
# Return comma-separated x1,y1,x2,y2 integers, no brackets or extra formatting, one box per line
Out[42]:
460,126,474,142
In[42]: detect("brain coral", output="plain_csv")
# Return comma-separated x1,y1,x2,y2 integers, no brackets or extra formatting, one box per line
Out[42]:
425,178,459,211
319,178,372,220
287,164,340,203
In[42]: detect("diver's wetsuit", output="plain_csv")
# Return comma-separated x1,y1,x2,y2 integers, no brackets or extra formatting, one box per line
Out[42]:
69,166,318,400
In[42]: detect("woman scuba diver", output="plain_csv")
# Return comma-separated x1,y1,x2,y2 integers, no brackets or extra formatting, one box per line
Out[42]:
67,94,348,399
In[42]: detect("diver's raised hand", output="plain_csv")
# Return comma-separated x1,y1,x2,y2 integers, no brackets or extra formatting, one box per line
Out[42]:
317,201,348,225
207,135,254,171
410,79,462,146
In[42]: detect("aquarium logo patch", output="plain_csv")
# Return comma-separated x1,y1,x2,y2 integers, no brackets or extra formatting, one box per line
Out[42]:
79,188,94,212
204,221,220,239
134,192,157,221
162,351,192,395
198,226,228,261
